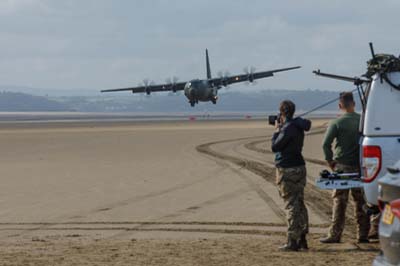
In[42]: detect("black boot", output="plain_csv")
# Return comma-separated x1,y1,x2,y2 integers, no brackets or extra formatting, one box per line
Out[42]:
320,236,340,244
279,237,299,252
298,234,308,250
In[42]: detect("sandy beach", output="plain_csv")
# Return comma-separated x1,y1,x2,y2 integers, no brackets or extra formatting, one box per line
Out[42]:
0,119,379,265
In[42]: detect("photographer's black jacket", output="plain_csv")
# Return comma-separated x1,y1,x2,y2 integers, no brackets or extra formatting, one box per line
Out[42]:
271,117,312,168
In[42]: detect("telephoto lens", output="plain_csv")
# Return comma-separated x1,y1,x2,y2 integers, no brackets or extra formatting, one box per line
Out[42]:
268,113,282,126
268,115,278,126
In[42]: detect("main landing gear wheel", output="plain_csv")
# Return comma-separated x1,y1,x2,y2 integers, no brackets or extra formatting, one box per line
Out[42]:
190,101,195,107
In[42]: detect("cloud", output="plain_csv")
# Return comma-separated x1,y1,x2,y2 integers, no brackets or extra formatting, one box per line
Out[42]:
0,0,400,92
0,0,45,14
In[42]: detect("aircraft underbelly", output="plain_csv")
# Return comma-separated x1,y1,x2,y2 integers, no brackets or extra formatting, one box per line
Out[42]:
197,89,210,101
185,85,212,102
198,87,214,101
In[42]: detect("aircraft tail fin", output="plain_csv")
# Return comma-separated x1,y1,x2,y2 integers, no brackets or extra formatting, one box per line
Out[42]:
206,49,212,79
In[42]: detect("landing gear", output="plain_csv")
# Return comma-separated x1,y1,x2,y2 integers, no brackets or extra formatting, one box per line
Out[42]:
211,99,217,104
189,98,198,107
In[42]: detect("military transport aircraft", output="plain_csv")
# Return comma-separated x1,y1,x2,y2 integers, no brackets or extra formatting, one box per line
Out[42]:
101,50,301,107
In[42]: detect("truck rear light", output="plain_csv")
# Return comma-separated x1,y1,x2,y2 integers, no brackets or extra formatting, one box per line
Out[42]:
390,199,400,219
362,145,382,183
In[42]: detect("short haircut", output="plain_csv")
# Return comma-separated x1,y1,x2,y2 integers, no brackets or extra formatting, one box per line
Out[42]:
339,92,355,108
279,100,296,119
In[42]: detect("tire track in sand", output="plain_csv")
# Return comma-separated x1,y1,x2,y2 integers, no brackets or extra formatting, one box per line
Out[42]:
2,164,228,239
196,141,286,222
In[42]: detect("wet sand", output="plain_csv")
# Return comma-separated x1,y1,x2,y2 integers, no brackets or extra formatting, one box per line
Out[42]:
0,119,378,265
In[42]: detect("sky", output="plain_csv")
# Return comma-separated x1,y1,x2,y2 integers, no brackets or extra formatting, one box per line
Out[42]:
1,0,400,94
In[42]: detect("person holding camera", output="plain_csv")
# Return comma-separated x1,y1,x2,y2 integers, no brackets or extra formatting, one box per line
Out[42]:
320,92,370,244
271,100,312,251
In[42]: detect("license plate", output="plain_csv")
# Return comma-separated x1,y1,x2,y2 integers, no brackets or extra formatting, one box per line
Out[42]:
383,205,395,225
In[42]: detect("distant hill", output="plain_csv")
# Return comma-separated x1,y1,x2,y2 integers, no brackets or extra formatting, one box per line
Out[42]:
0,89,358,113
0,91,70,111
53,89,356,113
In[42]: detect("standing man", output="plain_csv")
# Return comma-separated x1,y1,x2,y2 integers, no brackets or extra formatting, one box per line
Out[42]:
320,92,370,244
272,100,312,251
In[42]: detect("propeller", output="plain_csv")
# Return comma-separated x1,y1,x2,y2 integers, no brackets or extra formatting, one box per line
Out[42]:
244,66,257,85
142,79,154,96
218,71,230,87
165,76,179,93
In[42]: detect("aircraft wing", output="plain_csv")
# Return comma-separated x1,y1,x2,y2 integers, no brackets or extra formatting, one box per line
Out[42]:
101,81,187,94
210,66,301,88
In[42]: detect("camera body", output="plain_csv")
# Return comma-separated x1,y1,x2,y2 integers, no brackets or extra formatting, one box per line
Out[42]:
268,113,281,126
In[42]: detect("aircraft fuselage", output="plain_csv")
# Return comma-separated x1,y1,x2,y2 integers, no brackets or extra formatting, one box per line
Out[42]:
184,79,218,106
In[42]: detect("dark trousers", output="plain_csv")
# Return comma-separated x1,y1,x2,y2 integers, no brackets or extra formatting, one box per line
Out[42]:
328,164,370,240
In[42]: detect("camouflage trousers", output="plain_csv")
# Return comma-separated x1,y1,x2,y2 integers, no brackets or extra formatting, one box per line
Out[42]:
276,165,309,241
328,164,370,240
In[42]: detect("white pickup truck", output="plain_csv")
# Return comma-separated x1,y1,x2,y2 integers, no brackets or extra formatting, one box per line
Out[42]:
361,71,400,206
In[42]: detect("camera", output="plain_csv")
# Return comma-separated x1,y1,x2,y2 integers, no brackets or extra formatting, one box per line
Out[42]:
268,113,281,126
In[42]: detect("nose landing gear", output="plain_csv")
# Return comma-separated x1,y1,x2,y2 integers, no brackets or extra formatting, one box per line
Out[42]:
189,99,198,107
